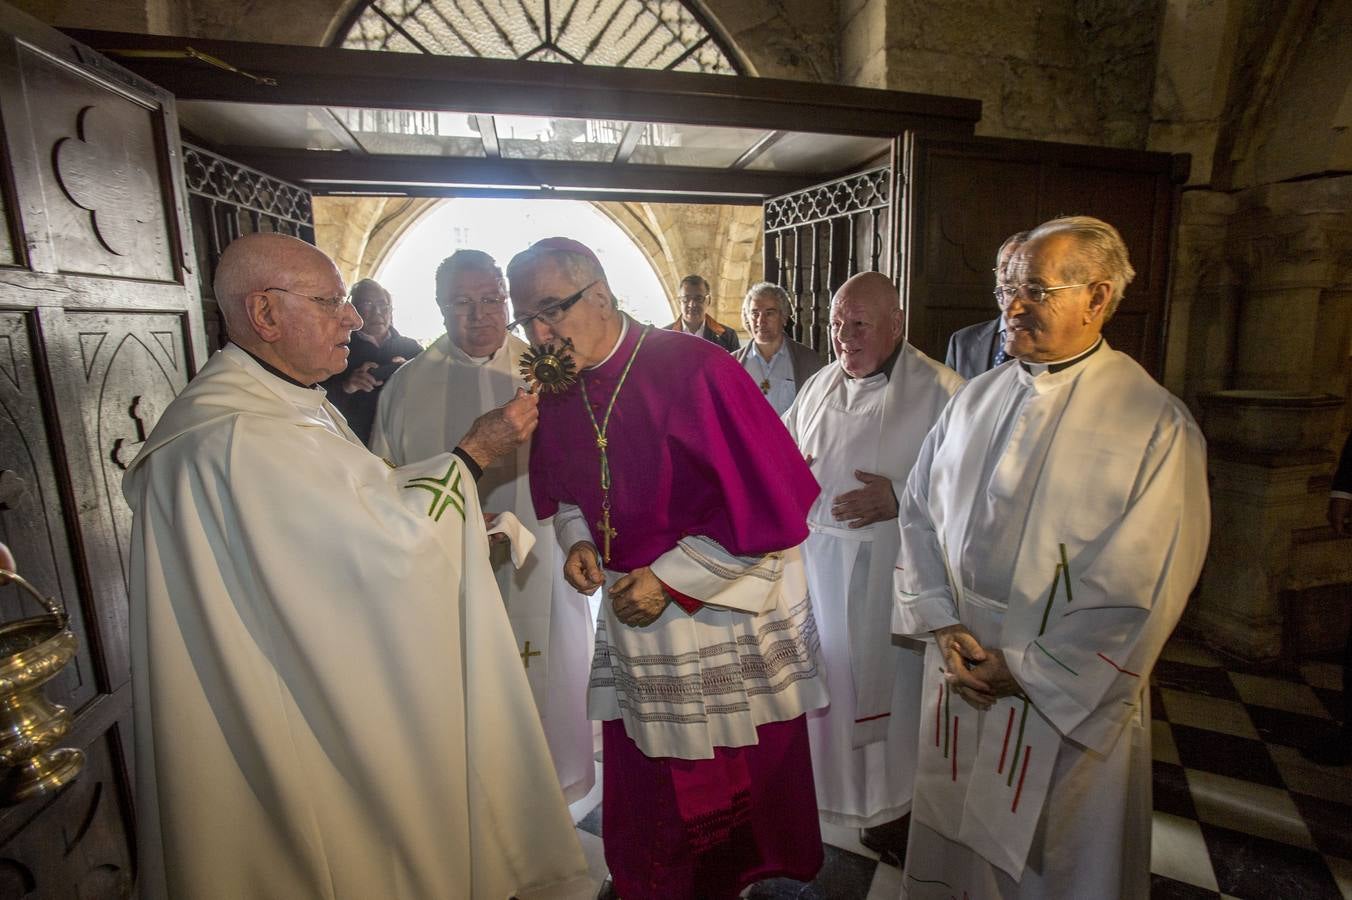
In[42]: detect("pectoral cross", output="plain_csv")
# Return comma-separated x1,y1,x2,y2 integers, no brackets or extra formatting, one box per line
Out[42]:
520,641,542,668
759,378,771,395
596,509,617,564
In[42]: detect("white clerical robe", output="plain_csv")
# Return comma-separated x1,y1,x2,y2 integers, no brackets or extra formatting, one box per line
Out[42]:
370,333,596,803
894,344,1209,900
783,343,962,827
123,344,589,900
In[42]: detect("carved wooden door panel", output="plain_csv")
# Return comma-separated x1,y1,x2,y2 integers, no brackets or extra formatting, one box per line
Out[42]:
0,5,205,897
905,135,1183,377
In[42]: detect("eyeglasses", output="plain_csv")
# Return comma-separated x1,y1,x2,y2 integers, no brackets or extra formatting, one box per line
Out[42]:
680,294,708,304
263,287,353,314
508,280,598,331
993,282,1091,308
443,295,508,315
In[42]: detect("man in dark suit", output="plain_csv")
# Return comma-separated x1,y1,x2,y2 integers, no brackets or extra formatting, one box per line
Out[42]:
665,274,740,352
944,231,1029,379
732,282,823,415
1305,430,1352,766
322,277,423,444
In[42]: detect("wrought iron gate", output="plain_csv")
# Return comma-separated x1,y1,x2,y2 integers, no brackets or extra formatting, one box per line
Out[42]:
763,162,898,359
182,143,315,349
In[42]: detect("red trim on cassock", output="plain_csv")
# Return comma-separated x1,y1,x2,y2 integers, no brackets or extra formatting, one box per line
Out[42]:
662,580,704,615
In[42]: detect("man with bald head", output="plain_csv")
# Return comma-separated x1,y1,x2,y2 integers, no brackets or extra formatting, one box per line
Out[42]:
783,271,962,863
896,217,1208,897
122,233,588,899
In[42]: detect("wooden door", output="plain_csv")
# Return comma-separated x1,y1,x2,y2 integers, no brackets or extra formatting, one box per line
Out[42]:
0,5,206,896
905,135,1185,376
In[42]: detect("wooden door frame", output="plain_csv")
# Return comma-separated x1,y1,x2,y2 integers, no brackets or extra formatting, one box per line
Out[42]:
59,30,980,205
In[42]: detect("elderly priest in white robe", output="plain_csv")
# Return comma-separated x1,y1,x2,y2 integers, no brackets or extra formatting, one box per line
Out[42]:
894,216,1209,900
122,233,589,900
371,248,595,803
783,272,961,861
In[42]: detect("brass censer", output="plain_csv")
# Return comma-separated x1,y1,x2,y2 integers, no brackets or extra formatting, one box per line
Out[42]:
0,568,84,805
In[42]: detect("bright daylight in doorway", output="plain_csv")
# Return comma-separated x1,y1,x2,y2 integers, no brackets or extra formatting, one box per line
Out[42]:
374,198,671,346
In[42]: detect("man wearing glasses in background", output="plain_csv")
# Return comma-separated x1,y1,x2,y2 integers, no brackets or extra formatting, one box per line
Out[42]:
370,248,597,806
944,231,1029,380
321,277,422,444
121,233,589,899
665,273,741,352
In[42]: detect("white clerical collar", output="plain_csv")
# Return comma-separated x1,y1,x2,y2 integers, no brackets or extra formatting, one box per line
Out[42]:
589,317,631,369
1019,337,1103,377
445,334,499,366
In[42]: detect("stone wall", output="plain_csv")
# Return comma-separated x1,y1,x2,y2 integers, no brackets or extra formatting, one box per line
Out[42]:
699,0,839,82
13,0,839,83
840,0,1164,148
1150,0,1352,658
1184,176,1352,658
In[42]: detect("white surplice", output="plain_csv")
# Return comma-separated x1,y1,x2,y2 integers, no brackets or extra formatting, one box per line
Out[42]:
553,507,829,761
123,344,589,900
783,342,962,826
371,333,596,802
893,344,1210,900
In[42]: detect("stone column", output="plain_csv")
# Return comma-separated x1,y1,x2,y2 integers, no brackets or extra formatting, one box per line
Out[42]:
1193,391,1342,659
1188,178,1352,660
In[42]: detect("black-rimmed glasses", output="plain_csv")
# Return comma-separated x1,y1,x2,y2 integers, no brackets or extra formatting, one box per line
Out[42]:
508,280,599,331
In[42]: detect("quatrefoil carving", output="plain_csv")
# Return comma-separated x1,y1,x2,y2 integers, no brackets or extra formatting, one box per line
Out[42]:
54,105,153,257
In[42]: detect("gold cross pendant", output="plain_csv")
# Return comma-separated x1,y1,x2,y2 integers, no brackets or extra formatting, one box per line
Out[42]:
596,509,618,563
760,378,771,394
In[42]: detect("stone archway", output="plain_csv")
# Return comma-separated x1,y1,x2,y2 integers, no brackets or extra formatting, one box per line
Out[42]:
315,196,763,335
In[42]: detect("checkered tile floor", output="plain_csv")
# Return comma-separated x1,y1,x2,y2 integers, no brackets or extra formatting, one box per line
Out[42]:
569,638,1351,899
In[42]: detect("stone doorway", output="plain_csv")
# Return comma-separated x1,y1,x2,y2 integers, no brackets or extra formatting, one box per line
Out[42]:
316,195,765,343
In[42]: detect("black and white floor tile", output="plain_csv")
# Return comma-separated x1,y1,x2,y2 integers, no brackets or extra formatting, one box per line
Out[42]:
568,639,1351,899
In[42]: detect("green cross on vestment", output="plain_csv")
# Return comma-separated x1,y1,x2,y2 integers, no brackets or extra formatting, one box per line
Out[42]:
520,641,542,668
403,461,465,522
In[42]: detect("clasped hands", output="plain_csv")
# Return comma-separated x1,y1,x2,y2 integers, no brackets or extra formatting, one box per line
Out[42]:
563,541,669,628
934,623,1022,710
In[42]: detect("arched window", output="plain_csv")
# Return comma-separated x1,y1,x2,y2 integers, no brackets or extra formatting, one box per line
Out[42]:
337,0,742,75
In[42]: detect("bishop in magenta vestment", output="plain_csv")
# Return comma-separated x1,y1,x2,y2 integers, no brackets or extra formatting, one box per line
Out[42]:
530,317,829,899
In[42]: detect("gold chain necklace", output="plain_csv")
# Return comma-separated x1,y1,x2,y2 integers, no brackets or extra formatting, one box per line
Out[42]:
579,325,650,564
